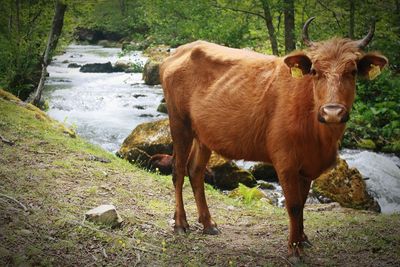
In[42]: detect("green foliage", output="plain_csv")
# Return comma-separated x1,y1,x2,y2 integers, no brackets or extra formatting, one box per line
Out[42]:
0,1,54,100
343,70,400,153
229,183,265,204
71,0,148,38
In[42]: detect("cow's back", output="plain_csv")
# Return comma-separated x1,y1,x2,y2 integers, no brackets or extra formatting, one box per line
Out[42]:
160,41,280,161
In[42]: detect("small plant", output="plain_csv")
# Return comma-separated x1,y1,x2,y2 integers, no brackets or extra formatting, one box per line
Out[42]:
229,183,265,204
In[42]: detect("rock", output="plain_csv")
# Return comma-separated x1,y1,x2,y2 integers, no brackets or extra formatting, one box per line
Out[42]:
133,94,146,98
80,62,114,73
98,39,118,48
312,158,381,212
85,205,123,227
74,27,123,43
139,114,153,118
157,102,168,114
250,163,278,182
143,45,171,62
142,60,160,85
118,118,256,190
19,229,33,235
133,105,145,110
116,147,151,168
122,41,148,51
67,63,81,68
114,60,130,71
208,153,257,190
118,119,173,162
257,181,276,190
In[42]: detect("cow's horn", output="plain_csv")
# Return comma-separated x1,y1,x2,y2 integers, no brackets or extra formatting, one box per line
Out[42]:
302,17,316,47
356,19,375,49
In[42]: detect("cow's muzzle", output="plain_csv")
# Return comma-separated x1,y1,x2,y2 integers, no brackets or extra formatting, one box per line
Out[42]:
318,104,349,124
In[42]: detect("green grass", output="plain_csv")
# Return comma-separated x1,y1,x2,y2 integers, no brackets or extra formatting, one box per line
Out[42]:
0,94,399,266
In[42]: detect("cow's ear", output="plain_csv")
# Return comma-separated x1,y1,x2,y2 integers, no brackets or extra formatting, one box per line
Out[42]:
284,53,312,78
358,53,388,80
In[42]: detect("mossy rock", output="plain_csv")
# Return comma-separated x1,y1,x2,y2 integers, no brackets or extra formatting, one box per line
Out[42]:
257,181,276,190
157,102,168,114
249,163,278,182
118,119,172,164
118,118,256,190
208,153,257,190
142,60,161,85
312,158,381,212
143,45,170,62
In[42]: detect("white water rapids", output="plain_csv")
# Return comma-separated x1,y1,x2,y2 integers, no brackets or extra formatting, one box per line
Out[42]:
44,44,166,152
43,44,400,214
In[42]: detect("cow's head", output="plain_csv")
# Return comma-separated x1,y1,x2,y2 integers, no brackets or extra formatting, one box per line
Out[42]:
284,17,388,124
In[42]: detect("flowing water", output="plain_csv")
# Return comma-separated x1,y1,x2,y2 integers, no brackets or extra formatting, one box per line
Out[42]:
43,44,166,152
44,44,400,214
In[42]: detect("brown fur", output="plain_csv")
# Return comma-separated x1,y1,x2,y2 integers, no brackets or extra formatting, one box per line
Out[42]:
160,39,387,256
148,154,173,175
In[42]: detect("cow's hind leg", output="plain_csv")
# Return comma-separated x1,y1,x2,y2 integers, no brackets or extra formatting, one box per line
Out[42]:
187,139,220,235
170,119,193,234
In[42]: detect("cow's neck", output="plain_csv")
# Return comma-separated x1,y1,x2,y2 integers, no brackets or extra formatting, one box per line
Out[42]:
310,113,345,175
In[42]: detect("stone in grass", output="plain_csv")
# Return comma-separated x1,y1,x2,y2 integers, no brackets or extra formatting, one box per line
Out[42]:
85,205,123,227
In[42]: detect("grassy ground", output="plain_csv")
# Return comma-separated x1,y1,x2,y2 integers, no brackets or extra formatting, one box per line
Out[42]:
0,93,400,267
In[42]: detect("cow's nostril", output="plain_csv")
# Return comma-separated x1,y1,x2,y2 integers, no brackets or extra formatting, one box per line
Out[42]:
322,105,345,117
320,104,348,123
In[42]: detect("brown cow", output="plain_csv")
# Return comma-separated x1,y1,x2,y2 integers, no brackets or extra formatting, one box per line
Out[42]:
160,18,387,258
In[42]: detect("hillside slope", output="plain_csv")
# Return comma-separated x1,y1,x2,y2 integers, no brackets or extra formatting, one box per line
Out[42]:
0,92,399,266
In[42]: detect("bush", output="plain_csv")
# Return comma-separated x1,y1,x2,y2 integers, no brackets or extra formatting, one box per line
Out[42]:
343,70,400,153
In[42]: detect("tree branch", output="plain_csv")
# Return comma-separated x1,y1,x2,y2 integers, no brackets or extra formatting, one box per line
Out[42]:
0,193,28,211
0,135,15,146
316,0,342,29
212,4,266,20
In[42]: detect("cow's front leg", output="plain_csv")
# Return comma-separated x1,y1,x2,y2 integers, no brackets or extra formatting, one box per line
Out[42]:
278,171,305,259
299,177,312,247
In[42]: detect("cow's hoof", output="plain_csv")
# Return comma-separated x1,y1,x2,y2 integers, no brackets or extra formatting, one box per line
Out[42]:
301,239,313,248
174,225,188,235
203,225,221,235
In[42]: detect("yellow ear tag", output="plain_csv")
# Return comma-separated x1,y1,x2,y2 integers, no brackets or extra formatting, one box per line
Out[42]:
369,64,381,80
291,64,303,78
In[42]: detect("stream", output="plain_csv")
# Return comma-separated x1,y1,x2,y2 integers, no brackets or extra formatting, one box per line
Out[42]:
43,44,400,214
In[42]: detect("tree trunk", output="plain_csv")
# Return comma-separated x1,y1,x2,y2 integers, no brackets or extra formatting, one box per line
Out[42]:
30,0,67,106
119,0,126,15
260,0,279,56
396,0,400,36
349,0,355,39
284,0,295,54
8,0,13,34
15,0,20,34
